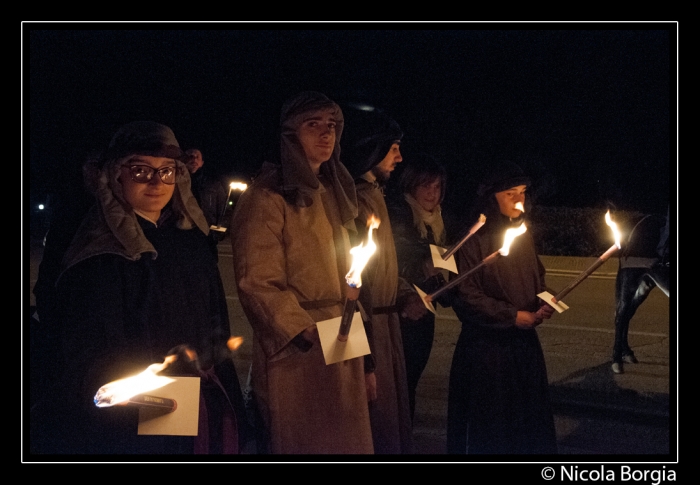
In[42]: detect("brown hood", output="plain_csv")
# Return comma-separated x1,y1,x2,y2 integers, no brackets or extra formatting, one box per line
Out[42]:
279,91,358,230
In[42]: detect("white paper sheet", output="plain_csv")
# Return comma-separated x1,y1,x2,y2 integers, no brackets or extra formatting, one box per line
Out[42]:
430,245,458,274
414,284,436,314
138,377,201,436
317,312,371,365
537,291,570,313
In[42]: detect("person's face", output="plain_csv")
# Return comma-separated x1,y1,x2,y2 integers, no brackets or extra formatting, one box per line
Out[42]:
412,177,442,212
119,155,177,221
495,185,527,218
185,150,203,173
297,109,338,174
372,142,403,182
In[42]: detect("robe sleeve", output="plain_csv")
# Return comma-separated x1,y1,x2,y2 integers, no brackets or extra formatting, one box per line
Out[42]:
231,184,317,361
452,234,519,330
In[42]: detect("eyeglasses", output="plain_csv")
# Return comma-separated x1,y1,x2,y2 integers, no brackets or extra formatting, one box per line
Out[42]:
124,164,178,185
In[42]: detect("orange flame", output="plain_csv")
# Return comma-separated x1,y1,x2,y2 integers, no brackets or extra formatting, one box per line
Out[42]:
605,211,621,249
94,356,178,408
345,215,381,287
227,336,244,351
514,201,525,213
498,223,527,256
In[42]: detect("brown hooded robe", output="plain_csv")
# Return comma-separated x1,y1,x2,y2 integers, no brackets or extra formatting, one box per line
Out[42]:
231,92,373,454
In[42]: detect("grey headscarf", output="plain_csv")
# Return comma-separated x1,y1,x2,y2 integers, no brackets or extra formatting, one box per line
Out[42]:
60,121,209,277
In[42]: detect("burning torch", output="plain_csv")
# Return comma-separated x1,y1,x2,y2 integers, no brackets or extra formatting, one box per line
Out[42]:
425,222,528,304
338,215,380,342
94,355,179,412
441,214,486,261
547,210,622,306
94,337,244,413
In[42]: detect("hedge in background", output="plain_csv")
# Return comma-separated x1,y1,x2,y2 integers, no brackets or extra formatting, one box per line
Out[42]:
529,206,646,257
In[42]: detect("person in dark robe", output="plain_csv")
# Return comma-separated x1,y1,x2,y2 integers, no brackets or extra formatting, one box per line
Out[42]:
446,161,557,455
30,121,244,456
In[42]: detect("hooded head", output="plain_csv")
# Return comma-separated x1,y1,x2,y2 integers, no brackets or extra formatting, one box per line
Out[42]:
476,161,531,198
61,121,209,275
474,161,531,221
280,91,344,187
277,92,357,226
97,121,206,229
341,106,404,180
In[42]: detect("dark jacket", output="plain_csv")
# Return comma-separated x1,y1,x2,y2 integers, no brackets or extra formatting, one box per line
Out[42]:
387,195,459,307
190,168,228,229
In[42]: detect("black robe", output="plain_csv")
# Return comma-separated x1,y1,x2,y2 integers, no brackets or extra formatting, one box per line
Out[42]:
31,214,243,456
447,213,557,455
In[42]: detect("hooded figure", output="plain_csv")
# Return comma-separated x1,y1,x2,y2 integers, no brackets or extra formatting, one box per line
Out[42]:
341,107,404,180
31,121,244,455
340,106,414,454
231,92,374,454
59,121,209,275
446,161,557,455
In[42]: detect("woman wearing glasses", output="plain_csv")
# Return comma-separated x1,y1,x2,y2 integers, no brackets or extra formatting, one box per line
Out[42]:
31,122,244,455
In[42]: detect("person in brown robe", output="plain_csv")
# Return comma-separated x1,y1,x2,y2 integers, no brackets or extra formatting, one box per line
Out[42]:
341,107,420,454
231,92,374,454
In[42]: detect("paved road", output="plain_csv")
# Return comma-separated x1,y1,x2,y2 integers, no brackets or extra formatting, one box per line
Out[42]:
27,236,673,459
213,241,673,458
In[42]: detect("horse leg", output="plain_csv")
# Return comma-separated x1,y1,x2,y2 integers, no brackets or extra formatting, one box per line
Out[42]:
612,268,656,373
648,262,670,297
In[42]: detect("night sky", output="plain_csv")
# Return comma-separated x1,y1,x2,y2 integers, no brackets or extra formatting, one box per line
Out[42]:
24,23,675,217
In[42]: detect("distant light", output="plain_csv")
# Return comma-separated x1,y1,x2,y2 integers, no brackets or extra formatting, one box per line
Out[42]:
37,204,45,210
229,181,248,191
346,101,376,112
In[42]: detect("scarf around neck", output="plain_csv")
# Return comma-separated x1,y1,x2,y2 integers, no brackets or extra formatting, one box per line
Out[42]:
405,193,445,246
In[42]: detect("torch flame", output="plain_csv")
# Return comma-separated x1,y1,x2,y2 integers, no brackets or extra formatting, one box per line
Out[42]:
345,215,381,287
94,356,177,408
498,223,527,256
605,211,621,249
514,201,525,213
227,336,244,351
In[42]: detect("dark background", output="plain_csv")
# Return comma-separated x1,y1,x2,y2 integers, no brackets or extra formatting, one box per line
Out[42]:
24,23,675,222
